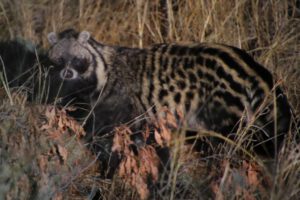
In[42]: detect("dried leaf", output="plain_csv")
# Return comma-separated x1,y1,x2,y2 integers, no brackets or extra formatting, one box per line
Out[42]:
148,148,159,181
58,116,64,129
248,170,259,187
131,157,139,174
48,130,63,139
165,109,178,129
45,107,56,120
135,175,149,200
53,193,63,200
38,156,48,173
160,123,171,146
112,132,122,152
244,161,259,187
124,157,132,174
154,129,163,146
118,161,126,177
142,126,150,141
57,145,68,162
211,182,224,200
176,106,184,120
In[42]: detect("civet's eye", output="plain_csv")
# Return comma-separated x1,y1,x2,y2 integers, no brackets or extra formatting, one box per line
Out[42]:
71,58,88,73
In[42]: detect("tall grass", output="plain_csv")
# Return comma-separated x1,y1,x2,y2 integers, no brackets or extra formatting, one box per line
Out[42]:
1,0,299,96
0,0,299,199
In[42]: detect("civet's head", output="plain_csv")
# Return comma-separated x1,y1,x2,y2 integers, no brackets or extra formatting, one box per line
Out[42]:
47,29,108,102
47,29,96,80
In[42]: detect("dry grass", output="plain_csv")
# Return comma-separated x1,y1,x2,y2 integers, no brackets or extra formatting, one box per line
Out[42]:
1,0,299,103
0,0,300,199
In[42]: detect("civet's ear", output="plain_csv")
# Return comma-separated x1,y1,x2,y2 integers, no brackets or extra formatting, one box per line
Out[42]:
78,31,90,43
47,32,58,45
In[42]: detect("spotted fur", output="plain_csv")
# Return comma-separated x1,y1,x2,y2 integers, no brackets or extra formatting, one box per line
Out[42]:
47,29,292,155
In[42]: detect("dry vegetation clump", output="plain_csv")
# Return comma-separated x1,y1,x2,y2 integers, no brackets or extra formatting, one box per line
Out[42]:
112,126,160,200
0,0,299,199
0,89,101,199
108,108,300,200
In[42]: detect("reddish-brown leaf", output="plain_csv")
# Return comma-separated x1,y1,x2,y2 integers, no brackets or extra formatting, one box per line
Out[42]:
57,145,68,162
154,129,163,146
135,175,149,200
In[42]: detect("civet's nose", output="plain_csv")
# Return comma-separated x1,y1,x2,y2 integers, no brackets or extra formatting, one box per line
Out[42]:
60,68,77,80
